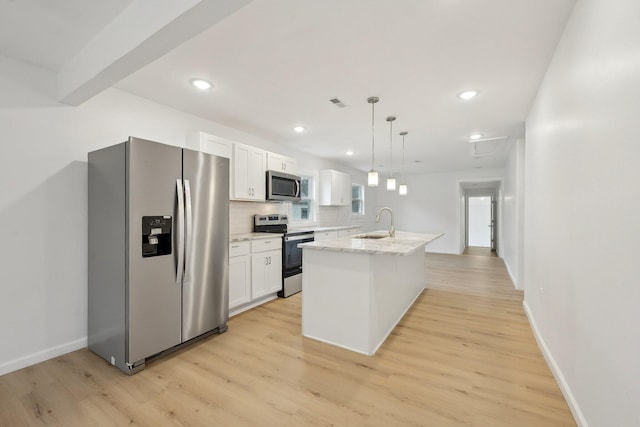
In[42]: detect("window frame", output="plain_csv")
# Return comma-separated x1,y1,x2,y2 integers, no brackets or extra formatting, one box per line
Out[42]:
290,172,317,224
351,183,365,216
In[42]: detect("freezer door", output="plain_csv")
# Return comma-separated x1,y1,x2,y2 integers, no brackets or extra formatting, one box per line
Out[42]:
182,149,230,341
127,138,182,363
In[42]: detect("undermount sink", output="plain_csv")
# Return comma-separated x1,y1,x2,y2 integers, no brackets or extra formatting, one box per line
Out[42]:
353,233,389,240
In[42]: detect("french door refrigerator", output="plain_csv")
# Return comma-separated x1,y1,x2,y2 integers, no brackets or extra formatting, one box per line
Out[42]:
88,137,229,374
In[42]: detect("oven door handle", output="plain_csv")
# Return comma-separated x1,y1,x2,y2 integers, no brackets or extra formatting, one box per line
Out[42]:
284,234,315,242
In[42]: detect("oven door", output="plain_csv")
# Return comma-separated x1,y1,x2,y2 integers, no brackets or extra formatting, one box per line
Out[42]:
283,233,314,275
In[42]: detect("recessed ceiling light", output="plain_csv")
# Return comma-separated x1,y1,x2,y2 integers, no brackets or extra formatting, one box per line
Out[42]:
458,90,478,100
469,133,483,140
293,126,306,133
346,150,354,156
190,79,212,90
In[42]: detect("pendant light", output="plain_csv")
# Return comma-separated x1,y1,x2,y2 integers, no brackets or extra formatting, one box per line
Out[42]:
386,116,397,191
367,96,379,187
398,131,408,196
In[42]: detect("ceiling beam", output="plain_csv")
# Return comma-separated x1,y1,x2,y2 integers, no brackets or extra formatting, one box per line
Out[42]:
57,0,252,106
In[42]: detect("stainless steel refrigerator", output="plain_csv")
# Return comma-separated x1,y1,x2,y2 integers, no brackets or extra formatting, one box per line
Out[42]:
88,137,229,374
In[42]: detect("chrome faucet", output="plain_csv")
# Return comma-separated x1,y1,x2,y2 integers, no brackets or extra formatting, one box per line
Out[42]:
375,207,395,237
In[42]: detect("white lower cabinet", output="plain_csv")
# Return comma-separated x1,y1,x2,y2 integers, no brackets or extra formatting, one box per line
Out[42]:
314,230,339,241
229,238,282,315
229,241,251,310
251,249,282,298
229,254,251,308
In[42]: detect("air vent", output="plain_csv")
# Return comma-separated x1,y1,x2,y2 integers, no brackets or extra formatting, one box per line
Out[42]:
329,98,346,108
468,136,508,158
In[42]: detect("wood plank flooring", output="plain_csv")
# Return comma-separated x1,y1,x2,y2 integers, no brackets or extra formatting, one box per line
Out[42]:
0,254,576,426
462,246,498,257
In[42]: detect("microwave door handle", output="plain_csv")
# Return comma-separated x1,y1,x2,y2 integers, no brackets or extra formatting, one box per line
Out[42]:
295,179,300,197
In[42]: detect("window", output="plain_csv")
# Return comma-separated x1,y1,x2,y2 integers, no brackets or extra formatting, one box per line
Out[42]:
351,183,364,215
292,175,315,221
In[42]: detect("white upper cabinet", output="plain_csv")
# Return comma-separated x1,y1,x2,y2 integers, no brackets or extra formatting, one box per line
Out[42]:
232,143,266,201
267,152,297,175
186,132,232,159
319,169,351,206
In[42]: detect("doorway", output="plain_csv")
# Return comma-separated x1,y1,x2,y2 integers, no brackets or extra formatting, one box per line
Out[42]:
459,180,501,255
468,196,492,247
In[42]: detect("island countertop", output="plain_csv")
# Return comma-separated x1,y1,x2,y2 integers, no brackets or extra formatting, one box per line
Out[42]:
298,230,443,256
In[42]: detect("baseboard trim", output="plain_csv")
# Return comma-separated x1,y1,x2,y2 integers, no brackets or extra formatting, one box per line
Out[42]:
230,293,278,317
0,337,87,377
523,301,588,427
504,260,520,289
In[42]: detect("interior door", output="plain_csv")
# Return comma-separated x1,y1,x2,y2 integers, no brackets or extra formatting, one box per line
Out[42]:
467,196,492,247
182,149,230,341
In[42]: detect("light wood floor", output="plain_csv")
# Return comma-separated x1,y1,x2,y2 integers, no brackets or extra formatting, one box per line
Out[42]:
0,254,576,426
462,246,498,257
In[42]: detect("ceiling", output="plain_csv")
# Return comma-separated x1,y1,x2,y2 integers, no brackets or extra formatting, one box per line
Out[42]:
1,0,576,175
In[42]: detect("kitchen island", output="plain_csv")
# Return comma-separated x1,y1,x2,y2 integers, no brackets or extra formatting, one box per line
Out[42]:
299,231,443,355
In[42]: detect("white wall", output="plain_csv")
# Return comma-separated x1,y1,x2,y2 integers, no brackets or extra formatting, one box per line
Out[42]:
524,0,640,425
374,168,504,254
0,57,375,375
501,139,525,288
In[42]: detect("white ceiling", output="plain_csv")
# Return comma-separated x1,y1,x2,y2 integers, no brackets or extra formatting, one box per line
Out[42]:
1,0,576,175
0,0,132,70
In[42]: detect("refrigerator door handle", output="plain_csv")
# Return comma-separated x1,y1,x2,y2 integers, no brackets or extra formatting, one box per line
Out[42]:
184,179,193,283
176,179,185,284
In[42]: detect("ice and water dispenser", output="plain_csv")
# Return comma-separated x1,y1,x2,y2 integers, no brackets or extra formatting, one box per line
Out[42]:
142,216,172,257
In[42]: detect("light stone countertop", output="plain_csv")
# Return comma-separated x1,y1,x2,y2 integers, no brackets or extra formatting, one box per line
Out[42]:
298,230,443,256
289,225,363,233
229,232,283,242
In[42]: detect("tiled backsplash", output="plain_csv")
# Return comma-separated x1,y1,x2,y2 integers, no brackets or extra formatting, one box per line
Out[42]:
229,201,288,234
229,202,368,235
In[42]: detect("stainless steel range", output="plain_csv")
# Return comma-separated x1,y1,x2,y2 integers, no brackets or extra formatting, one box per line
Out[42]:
253,214,314,297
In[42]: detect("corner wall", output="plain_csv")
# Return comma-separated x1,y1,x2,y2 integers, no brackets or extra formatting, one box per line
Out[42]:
525,0,640,425
501,139,525,288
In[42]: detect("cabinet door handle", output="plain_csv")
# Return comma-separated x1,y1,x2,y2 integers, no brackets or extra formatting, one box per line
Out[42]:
264,241,271,244
265,257,268,265
268,256,271,265
231,244,239,248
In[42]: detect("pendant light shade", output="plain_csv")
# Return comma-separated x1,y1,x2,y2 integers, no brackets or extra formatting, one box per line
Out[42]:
399,131,408,196
367,97,379,187
368,171,379,187
387,178,396,191
386,116,396,191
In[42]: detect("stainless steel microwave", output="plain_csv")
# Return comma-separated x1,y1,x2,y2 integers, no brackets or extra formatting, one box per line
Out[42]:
266,170,301,202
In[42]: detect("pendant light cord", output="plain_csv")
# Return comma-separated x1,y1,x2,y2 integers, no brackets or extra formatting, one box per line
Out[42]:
371,101,375,170
389,119,393,177
402,134,405,180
